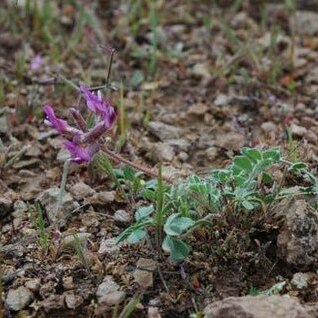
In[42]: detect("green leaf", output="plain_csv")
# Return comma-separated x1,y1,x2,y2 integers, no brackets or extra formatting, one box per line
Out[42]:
289,162,308,171
234,156,253,172
127,229,146,244
263,148,281,162
242,148,262,162
262,172,273,184
123,166,136,181
135,205,154,221
162,236,191,262
233,175,247,187
164,214,195,236
141,189,156,201
242,200,255,210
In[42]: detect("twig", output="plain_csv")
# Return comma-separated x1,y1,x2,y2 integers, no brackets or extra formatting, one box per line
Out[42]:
100,145,173,184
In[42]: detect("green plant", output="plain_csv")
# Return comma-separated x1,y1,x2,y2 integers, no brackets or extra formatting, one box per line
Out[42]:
30,204,50,254
116,166,210,262
73,233,90,272
116,147,318,262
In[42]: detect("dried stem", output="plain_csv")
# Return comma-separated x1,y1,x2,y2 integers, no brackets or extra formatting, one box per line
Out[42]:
100,145,173,184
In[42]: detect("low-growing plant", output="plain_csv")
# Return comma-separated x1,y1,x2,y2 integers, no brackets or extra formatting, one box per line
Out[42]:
29,204,50,255
116,147,318,262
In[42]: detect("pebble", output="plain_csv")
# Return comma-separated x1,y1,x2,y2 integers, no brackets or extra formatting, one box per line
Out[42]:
98,238,120,256
70,182,95,201
261,121,277,133
306,130,318,143
148,121,182,141
205,147,218,161
61,232,92,252
97,191,115,203
192,62,211,78
290,11,318,36
6,286,34,311
291,272,313,289
25,278,41,292
187,103,208,115
114,210,130,223
133,258,156,288
99,291,126,306
62,276,74,290
64,292,83,309
153,143,175,162
37,187,79,224
96,276,125,305
291,124,307,137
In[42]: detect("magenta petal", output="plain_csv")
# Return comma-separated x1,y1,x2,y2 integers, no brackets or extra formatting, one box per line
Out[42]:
63,141,99,164
80,84,117,128
30,54,42,70
43,105,69,134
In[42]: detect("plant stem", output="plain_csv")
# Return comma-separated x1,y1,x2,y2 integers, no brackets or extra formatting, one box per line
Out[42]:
100,145,173,184
56,160,70,228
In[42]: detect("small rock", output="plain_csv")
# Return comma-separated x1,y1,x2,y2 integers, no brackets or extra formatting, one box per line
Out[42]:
306,130,318,144
39,281,56,298
100,291,126,306
62,276,74,290
61,232,91,252
261,121,277,133
114,210,130,223
153,143,175,162
96,276,120,297
64,292,83,309
69,182,95,201
0,195,13,216
25,278,41,292
215,132,245,151
214,94,230,106
291,272,313,290
148,121,182,141
97,191,115,204
204,295,311,318
81,212,100,228
192,63,211,78
275,199,318,270
1,243,24,258
178,151,189,161
167,139,190,152
133,258,156,288
98,238,120,256
187,103,208,115
13,200,28,214
205,147,218,161
96,276,125,305
291,124,307,137
39,294,65,312
291,11,318,36
6,286,34,311
37,187,79,224
148,307,161,318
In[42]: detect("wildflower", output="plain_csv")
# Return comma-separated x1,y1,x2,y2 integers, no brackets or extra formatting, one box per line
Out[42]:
80,85,117,127
63,141,100,164
43,84,117,164
44,105,81,136
30,54,43,71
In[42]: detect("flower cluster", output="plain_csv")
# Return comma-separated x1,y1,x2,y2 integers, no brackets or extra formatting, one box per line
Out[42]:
44,85,117,163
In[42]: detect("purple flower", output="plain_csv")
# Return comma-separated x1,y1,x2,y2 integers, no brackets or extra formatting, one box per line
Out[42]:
30,54,43,71
63,141,99,163
80,85,117,127
43,105,69,135
44,84,117,165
